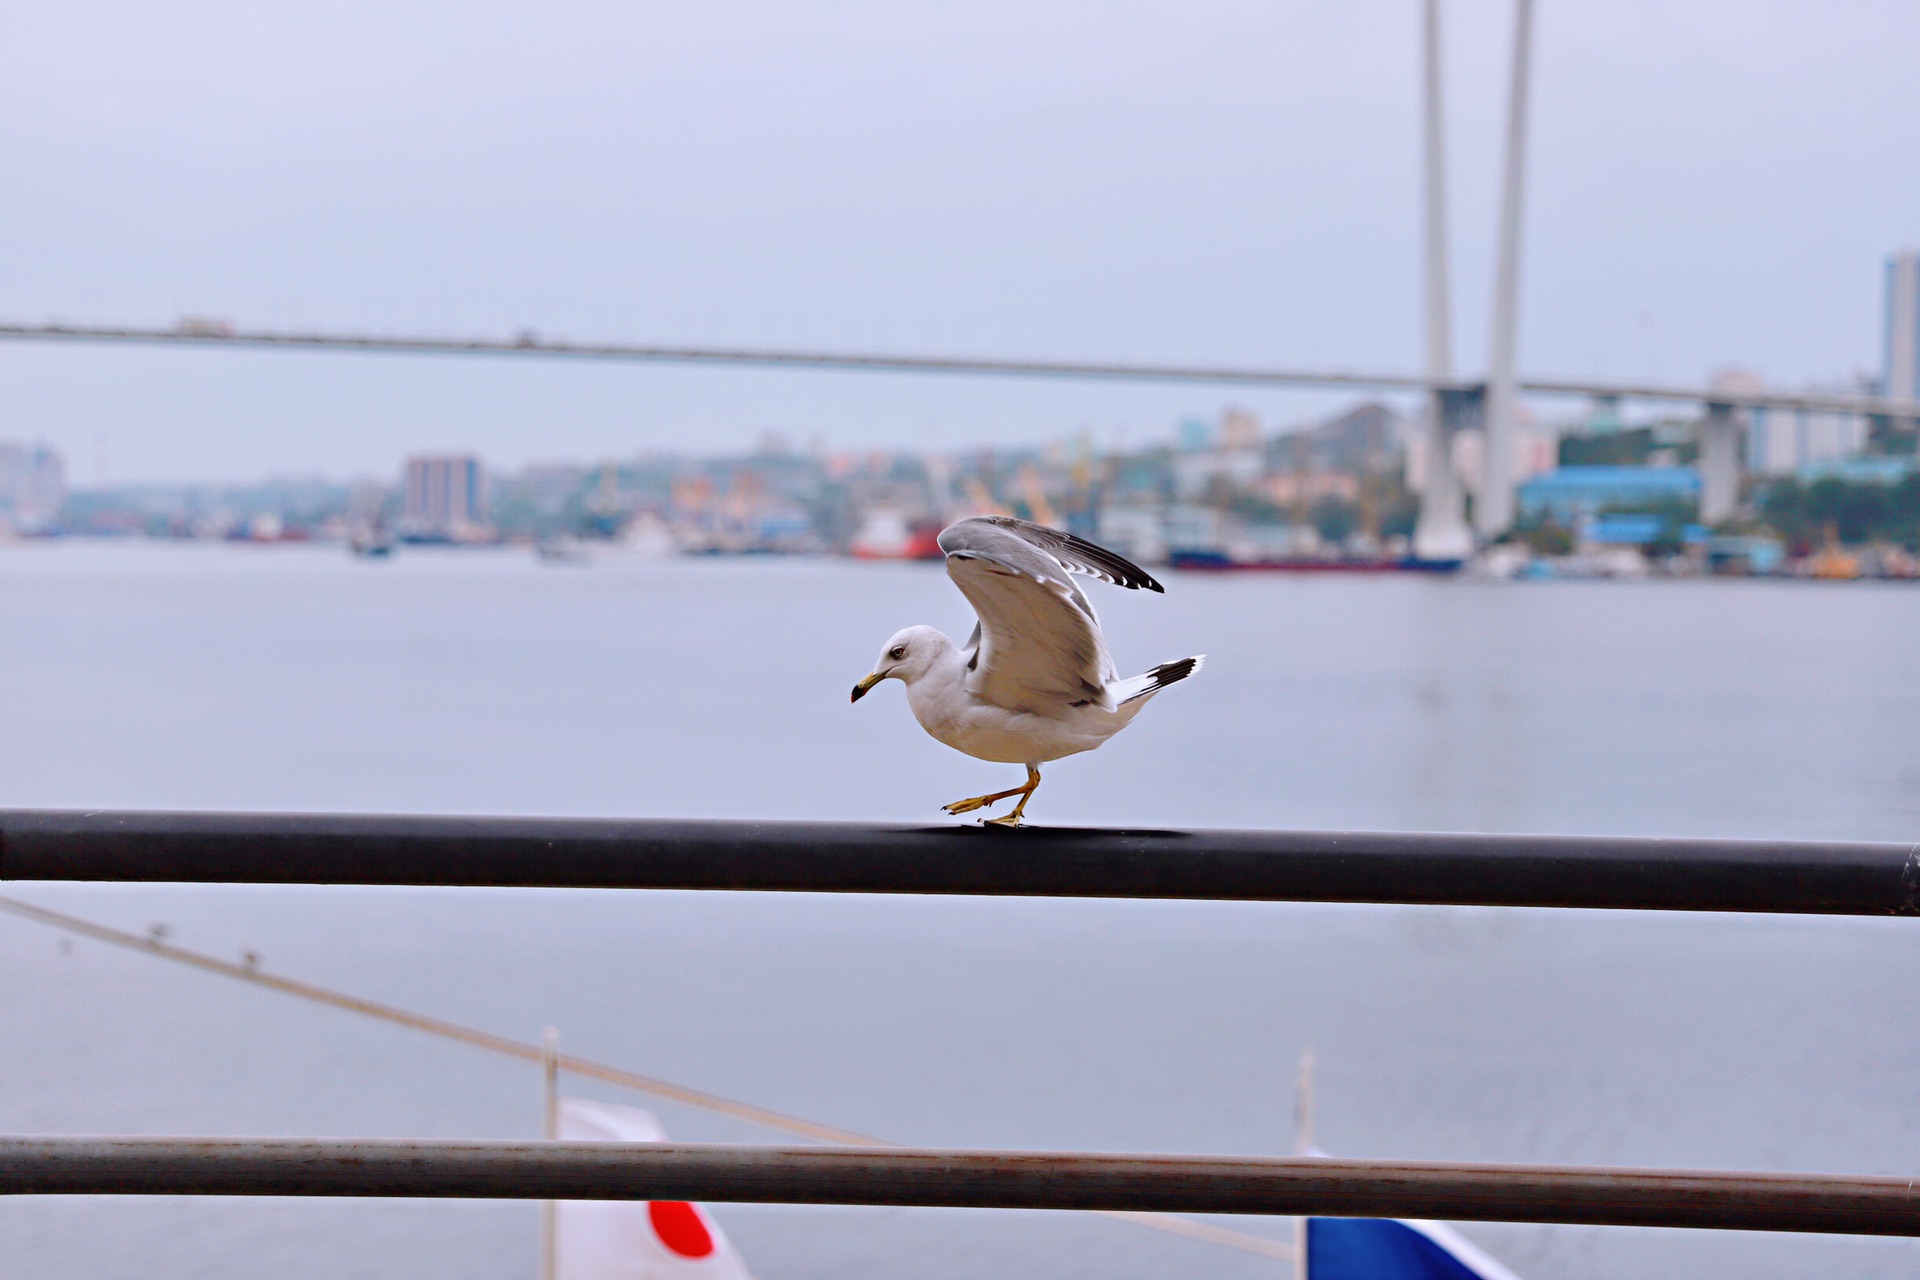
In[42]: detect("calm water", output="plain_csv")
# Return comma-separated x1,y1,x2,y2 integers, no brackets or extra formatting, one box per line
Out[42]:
1,541,1917,1279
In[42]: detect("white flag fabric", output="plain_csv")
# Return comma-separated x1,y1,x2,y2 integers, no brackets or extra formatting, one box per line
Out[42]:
555,1099,757,1280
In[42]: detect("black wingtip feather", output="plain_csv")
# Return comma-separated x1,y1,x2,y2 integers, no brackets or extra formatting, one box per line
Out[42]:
950,515,1165,592
1147,656,1203,689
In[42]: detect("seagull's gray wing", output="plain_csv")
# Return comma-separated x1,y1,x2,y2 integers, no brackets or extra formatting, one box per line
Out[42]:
938,518,1120,714
958,515,1164,592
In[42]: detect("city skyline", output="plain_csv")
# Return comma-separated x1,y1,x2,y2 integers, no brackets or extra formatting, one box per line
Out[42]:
19,380,1907,558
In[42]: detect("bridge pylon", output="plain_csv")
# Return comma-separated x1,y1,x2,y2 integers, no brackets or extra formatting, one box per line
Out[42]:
1412,388,1477,560
1411,0,1475,562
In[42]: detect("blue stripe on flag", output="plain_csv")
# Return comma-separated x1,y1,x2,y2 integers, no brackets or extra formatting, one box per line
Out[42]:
1306,1218,1508,1280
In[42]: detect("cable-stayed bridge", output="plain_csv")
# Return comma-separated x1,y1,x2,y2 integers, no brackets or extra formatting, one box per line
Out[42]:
3,0,1909,552
2,317,1912,543
0,319,1910,420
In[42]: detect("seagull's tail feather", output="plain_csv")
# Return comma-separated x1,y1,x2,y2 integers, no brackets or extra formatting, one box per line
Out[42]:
1110,655,1206,706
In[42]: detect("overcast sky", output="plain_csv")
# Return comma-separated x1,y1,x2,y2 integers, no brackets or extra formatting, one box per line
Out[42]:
1,0,1915,483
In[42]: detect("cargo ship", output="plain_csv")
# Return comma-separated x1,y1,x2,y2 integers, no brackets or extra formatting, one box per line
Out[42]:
1169,548,1462,574
849,509,945,561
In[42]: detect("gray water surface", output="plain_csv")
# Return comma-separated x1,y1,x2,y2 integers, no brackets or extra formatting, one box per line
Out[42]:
1,542,1916,1279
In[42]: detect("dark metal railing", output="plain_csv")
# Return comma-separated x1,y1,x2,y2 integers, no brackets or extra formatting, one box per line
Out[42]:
8,808,1918,1239
4,1139,1917,1236
3,809,1916,915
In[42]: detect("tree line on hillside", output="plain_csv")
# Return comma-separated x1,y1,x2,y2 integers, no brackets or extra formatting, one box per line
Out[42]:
1757,473,1920,551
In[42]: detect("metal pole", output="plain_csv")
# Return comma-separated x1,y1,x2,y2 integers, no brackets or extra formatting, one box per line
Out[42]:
5,1139,1919,1235
540,1027,559,1280
4,811,1916,917
1478,0,1535,538
1293,1052,1316,1158
1291,1050,1316,1280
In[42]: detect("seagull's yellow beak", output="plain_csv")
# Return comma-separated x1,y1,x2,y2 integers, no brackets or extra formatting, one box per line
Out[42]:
850,671,885,703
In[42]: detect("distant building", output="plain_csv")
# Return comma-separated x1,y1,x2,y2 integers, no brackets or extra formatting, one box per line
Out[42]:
402,453,486,539
0,440,66,531
1094,506,1168,566
1218,407,1261,452
1747,398,1871,476
1517,465,1700,524
1173,446,1262,501
1259,470,1360,506
1451,418,1557,498
1584,513,1679,546
1172,408,1264,500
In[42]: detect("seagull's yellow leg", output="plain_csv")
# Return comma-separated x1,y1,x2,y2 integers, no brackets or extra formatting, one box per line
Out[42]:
982,765,1042,827
942,775,1033,816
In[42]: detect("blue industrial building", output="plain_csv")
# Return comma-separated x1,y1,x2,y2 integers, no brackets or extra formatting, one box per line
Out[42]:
1516,466,1700,523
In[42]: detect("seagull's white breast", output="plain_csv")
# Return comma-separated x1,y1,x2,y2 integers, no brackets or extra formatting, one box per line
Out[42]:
904,653,1131,765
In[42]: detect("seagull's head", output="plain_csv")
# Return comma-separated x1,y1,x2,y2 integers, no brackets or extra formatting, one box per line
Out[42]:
851,626,945,703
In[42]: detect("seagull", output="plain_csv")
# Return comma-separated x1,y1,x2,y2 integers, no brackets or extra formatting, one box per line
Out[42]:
850,515,1204,826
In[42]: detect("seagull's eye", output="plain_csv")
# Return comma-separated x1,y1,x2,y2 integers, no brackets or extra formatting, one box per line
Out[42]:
888,645,907,660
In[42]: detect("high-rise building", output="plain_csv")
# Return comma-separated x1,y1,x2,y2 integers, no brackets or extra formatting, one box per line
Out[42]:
1176,417,1212,454
402,453,486,539
0,440,66,531
1218,408,1261,452
1886,249,1920,409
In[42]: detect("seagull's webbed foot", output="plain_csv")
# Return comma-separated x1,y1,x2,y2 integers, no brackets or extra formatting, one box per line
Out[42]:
957,766,1041,827
942,787,1024,816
